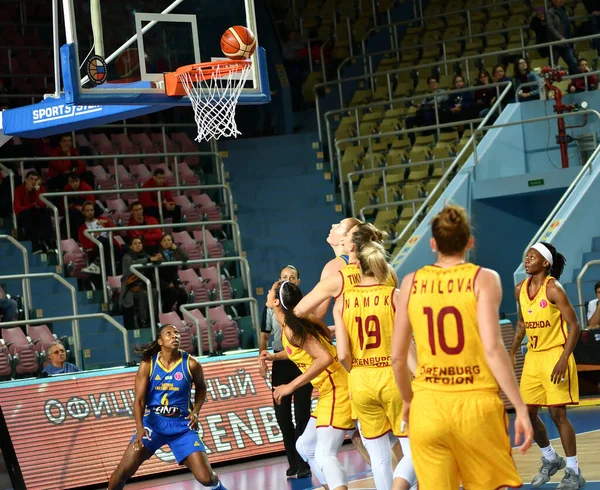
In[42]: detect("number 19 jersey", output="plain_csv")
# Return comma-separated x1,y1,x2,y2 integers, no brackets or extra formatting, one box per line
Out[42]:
342,284,395,368
407,263,498,393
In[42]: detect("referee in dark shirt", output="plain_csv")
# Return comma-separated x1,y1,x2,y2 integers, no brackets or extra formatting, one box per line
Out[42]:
259,265,312,479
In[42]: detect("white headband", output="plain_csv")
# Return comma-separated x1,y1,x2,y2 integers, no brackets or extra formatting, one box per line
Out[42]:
531,243,553,266
278,281,289,310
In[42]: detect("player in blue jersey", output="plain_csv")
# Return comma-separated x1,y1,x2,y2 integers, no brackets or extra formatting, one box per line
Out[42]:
108,324,227,490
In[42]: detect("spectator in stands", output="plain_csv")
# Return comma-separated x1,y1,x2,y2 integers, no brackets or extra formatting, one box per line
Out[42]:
443,75,473,130
568,58,599,93
0,297,17,322
584,0,600,52
586,281,600,328
42,342,81,375
78,201,122,275
258,264,312,479
546,0,579,74
48,134,94,191
63,173,99,239
139,168,182,224
121,237,161,329
473,70,496,118
406,76,447,140
492,64,515,102
127,201,162,254
14,170,54,253
514,58,541,101
530,7,550,58
157,233,189,315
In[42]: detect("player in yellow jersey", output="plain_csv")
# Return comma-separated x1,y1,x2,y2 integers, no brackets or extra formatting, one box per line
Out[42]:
313,217,363,320
333,239,417,490
295,223,397,317
259,280,354,490
509,242,585,489
392,204,533,490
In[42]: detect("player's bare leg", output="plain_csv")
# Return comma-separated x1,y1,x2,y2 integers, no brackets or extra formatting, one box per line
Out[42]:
107,443,149,490
528,406,567,487
391,441,402,468
183,452,225,488
548,406,585,489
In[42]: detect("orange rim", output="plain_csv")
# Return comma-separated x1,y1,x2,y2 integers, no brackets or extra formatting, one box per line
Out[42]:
165,60,251,97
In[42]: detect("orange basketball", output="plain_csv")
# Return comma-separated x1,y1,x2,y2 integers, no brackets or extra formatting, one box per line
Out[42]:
220,26,257,60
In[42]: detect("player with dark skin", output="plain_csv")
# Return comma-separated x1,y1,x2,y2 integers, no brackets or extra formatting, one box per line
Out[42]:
108,325,223,490
510,248,580,461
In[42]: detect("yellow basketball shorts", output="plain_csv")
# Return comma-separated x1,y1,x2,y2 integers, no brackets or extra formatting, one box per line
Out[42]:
311,367,354,430
348,366,406,439
520,346,579,406
410,390,522,490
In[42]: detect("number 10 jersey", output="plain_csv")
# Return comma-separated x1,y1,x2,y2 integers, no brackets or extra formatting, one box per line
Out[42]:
407,263,498,394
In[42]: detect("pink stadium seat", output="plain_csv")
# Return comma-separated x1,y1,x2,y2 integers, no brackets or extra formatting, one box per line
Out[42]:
149,163,173,176
89,165,111,182
110,133,139,165
61,239,89,279
26,324,58,362
193,230,225,260
173,196,202,223
159,311,186,330
1,327,39,377
129,163,152,183
178,269,210,304
192,194,215,208
208,307,239,352
106,198,128,214
131,133,159,163
200,267,232,300
188,308,217,353
76,133,92,148
172,231,194,246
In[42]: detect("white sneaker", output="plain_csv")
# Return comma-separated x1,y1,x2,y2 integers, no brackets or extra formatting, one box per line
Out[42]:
82,263,101,274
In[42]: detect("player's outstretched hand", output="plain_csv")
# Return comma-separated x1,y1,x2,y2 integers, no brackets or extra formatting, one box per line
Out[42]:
259,350,274,362
551,357,568,384
273,384,293,405
186,412,200,430
514,409,534,455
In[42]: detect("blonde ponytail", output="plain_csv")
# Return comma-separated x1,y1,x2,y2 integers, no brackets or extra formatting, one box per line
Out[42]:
358,241,389,283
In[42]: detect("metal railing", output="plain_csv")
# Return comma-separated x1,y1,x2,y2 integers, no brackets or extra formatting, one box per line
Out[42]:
85,221,243,304
577,260,600,327
348,157,454,217
0,313,131,367
315,32,600,138
180,298,259,357
335,113,490,208
129,256,254,340
0,163,17,231
393,108,600,249
40,182,234,246
0,149,227,198
0,272,79,365
0,235,31,320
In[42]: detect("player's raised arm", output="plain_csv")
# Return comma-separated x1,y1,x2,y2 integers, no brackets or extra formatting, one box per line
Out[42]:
293,273,343,318
476,268,533,455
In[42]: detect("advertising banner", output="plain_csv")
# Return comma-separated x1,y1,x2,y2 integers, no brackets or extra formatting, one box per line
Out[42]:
0,355,306,490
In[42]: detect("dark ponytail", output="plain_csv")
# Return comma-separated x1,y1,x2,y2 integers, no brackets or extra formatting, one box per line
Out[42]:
275,281,331,347
134,324,170,361
540,242,566,280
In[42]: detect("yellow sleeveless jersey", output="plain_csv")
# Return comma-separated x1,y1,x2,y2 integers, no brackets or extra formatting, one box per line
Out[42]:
281,329,341,392
407,263,498,393
337,263,395,298
519,276,567,352
342,284,395,368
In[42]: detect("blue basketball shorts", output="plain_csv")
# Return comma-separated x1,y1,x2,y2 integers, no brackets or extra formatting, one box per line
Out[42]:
130,410,206,464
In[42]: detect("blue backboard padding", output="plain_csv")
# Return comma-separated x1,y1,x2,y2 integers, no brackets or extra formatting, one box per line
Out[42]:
61,42,271,106
2,94,166,138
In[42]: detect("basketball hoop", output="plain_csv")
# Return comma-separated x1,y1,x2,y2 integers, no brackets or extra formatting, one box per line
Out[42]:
164,60,252,142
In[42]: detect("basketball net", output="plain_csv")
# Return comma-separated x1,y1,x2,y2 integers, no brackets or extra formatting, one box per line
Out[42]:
177,61,252,143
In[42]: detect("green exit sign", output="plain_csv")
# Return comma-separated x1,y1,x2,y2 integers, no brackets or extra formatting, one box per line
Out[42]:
528,179,544,187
